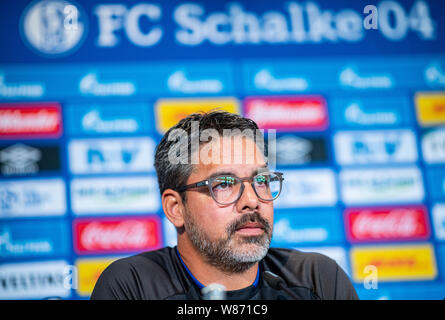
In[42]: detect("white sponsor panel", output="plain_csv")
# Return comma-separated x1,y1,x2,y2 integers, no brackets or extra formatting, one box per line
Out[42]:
71,176,160,214
432,203,445,240
334,129,418,165
296,246,349,276
68,137,155,174
340,167,425,205
0,179,66,218
274,169,337,208
0,260,71,299
422,129,445,164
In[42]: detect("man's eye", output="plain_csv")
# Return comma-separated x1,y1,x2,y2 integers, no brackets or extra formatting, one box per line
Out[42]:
213,177,235,190
255,175,268,184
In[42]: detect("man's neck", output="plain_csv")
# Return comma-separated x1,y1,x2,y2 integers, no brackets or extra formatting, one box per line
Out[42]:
176,241,259,291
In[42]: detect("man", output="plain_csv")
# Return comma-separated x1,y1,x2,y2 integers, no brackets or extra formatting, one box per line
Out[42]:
91,111,358,300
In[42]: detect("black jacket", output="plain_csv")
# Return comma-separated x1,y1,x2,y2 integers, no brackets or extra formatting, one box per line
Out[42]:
90,246,358,300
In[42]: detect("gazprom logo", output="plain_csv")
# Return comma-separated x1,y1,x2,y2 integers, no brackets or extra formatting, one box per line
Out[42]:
20,0,88,57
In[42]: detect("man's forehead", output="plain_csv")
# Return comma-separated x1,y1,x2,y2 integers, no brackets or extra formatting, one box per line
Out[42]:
207,164,270,178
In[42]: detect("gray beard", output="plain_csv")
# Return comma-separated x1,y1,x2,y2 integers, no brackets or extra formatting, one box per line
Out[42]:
184,211,272,273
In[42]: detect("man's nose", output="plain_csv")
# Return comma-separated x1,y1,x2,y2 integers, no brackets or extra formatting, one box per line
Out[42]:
236,181,259,212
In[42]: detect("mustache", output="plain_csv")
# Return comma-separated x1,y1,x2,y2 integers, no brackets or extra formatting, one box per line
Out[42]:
226,212,271,237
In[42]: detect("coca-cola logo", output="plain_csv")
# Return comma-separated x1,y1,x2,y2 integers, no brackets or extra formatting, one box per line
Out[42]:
74,217,161,253
345,206,429,242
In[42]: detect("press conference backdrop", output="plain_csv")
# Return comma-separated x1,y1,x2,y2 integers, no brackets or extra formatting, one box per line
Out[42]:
0,0,445,300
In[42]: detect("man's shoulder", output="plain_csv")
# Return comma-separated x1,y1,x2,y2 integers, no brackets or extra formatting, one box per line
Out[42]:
91,247,182,300
106,247,175,273
266,247,337,269
264,247,358,300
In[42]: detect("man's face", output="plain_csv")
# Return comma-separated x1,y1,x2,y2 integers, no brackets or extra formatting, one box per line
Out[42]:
182,136,274,273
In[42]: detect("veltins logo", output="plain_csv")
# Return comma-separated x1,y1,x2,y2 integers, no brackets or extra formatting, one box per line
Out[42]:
75,257,118,297
20,0,87,57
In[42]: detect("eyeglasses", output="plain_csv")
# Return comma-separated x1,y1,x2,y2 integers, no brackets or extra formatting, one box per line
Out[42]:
176,171,284,205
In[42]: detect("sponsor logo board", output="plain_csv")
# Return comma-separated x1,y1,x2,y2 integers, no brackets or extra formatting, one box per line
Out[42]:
65,103,152,136
269,134,328,166
75,257,119,297
422,128,445,164
0,143,61,176
432,204,445,241
350,244,437,282
339,167,424,205
331,97,411,128
244,96,328,131
73,216,162,254
0,178,66,218
0,220,69,260
334,129,418,165
415,92,445,127
425,167,445,201
155,97,239,133
272,208,343,246
70,176,160,215
68,137,155,174
0,260,71,299
344,206,430,243
0,103,62,138
274,169,337,208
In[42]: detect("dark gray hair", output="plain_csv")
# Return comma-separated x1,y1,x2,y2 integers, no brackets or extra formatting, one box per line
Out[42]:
154,111,265,201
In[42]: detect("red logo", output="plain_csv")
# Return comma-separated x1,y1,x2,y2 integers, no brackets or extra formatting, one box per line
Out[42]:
345,206,430,243
244,96,328,131
74,217,162,254
0,103,62,138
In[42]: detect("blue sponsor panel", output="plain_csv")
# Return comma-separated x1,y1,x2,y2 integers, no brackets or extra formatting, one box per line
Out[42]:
438,244,445,281
241,59,335,94
432,204,445,242
0,219,69,261
330,96,413,129
272,208,344,247
333,129,418,166
241,57,438,96
425,167,445,202
68,137,155,175
0,61,235,101
65,103,154,136
355,283,445,300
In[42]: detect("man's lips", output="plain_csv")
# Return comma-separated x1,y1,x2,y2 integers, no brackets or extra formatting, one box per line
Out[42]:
237,222,264,230
235,222,265,235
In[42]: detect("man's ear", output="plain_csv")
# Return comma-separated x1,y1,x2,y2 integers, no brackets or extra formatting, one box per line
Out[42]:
161,189,185,228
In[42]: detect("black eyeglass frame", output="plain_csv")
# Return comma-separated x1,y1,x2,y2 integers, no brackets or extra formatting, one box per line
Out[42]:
176,171,284,205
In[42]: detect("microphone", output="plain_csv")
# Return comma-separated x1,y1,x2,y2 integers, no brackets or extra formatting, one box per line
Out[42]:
202,283,226,300
262,271,300,300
